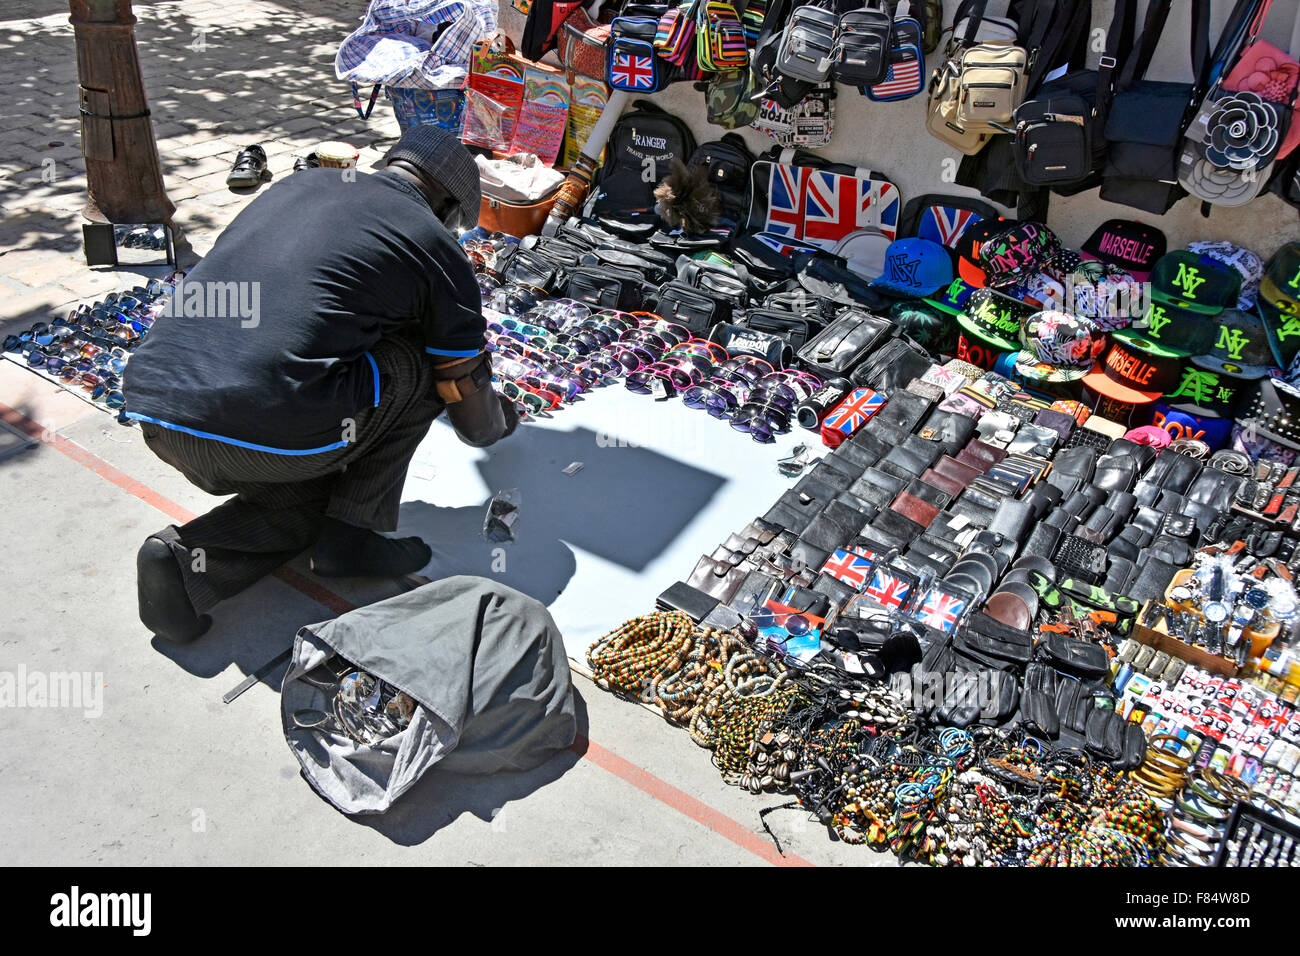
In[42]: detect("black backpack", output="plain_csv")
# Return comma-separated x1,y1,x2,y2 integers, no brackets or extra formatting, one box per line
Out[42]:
686,133,757,237
584,100,697,240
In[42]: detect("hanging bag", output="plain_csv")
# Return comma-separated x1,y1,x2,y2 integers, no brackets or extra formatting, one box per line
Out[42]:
833,0,893,88
558,5,613,79
1101,0,1213,215
925,0,1023,155
865,0,925,102
1179,0,1299,208
608,16,667,91
775,3,840,84
655,0,698,64
697,0,749,71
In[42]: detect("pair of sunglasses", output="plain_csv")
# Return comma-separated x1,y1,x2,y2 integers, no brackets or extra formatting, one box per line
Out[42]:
681,377,751,419
730,401,793,443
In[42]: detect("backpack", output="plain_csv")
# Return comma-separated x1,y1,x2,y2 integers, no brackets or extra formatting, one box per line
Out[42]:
608,16,668,92
584,100,697,240
833,2,893,88
897,193,1001,255
687,133,756,236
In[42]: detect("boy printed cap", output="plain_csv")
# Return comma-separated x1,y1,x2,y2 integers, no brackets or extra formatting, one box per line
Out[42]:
870,238,954,298
1080,219,1167,282
1080,336,1183,404
1191,308,1278,379
1187,240,1264,309
1014,310,1102,383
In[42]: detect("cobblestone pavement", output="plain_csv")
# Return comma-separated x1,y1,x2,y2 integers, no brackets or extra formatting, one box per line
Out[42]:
0,0,403,330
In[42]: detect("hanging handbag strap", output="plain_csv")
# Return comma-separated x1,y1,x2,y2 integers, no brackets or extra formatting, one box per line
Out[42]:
351,81,381,121
957,0,993,47
1093,0,1138,116
1205,0,1271,94
1116,0,1211,95
1022,0,1092,92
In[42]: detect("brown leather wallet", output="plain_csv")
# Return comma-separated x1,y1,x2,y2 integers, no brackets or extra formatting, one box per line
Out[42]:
956,439,1008,473
686,555,746,603
920,468,966,498
932,455,983,487
890,491,939,528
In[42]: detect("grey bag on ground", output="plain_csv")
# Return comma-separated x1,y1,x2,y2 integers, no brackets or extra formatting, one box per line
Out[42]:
281,575,578,815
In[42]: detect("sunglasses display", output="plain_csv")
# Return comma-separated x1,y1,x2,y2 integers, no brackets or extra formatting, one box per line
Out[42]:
2,272,182,419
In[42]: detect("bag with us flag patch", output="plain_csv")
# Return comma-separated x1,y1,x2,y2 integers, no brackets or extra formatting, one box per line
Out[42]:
864,0,925,101
743,147,901,279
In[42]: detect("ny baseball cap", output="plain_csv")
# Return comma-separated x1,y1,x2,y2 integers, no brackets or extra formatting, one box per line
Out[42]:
1119,251,1241,356
924,276,982,317
1080,219,1167,282
1081,336,1184,404
1164,363,1251,418
1061,260,1143,333
1191,308,1278,379
1258,243,1300,367
959,221,1062,289
1014,310,1102,383
870,238,954,298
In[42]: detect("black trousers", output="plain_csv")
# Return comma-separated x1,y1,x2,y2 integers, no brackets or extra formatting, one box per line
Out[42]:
140,334,443,613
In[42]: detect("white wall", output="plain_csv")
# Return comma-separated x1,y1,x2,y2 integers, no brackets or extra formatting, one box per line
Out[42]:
502,0,1300,253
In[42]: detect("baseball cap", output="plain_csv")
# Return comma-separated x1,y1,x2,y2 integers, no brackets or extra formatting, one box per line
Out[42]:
1014,310,1102,383
1080,219,1167,282
383,124,482,229
956,287,1039,351
1149,401,1236,450
960,221,1061,289
1187,241,1264,309
923,276,982,317
887,299,957,353
1191,308,1278,379
1118,251,1241,356
870,238,954,298
1164,363,1251,418
1081,336,1184,404
1258,242,1300,366
1060,260,1144,333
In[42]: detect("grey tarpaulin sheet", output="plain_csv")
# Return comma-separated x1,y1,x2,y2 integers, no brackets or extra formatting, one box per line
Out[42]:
282,576,577,814
398,386,809,659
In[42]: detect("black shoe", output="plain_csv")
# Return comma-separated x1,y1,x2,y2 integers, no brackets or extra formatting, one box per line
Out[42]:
293,152,321,172
309,518,432,578
227,144,271,189
137,534,212,643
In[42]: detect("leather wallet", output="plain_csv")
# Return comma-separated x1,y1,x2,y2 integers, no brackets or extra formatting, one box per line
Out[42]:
920,467,966,499
878,445,933,481
863,417,912,447
1037,632,1109,679
874,388,932,430
800,505,862,553
656,581,719,621
904,477,953,509
829,439,879,475
891,491,939,529
956,440,1007,473
729,569,779,616
917,408,978,456
932,455,983,487
1033,408,1075,442
867,507,926,546
800,461,856,493
687,555,747,603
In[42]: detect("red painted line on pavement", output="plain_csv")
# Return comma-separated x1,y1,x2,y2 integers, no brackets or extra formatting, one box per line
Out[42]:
575,735,813,867
3,400,807,866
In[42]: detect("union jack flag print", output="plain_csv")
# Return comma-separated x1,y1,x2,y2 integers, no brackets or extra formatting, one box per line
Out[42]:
917,205,985,250
760,165,899,249
865,569,911,610
610,51,656,89
821,388,883,441
913,586,967,633
754,231,820,257
822,549,872,589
